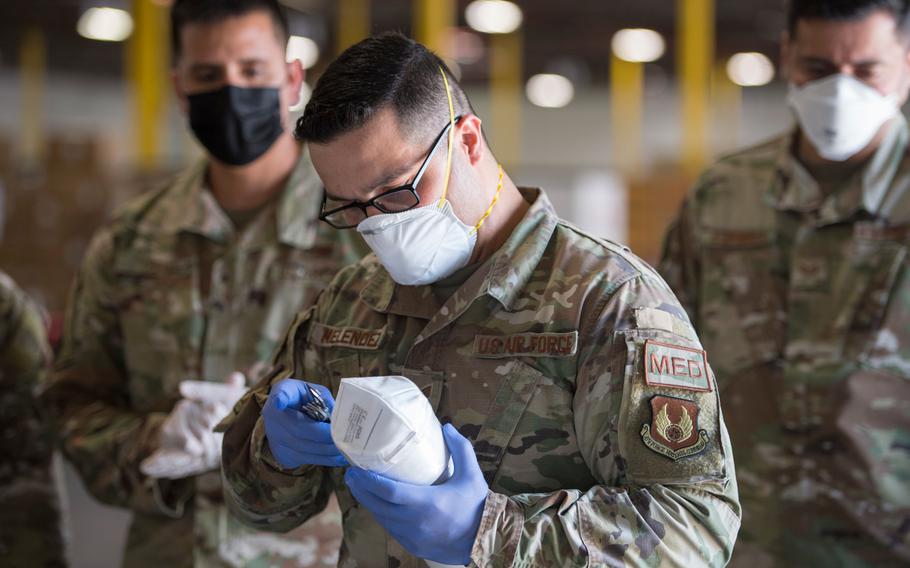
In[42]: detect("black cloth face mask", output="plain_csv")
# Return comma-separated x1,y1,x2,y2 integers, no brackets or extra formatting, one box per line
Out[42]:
188,85,284,166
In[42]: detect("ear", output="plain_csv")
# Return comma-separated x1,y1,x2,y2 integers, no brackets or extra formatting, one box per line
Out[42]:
458,114,485,166
285,59,305,108
172,69,189,114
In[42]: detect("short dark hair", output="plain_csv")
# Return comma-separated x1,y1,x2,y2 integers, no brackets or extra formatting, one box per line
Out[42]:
787,0,910,37
170,0,289,60
296,32,474,145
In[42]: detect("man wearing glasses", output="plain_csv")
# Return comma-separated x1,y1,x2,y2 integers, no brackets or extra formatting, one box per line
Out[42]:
220,33,741,566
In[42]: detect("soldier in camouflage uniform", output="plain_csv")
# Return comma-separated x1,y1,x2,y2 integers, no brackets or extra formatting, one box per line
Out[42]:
41,1,366,566
0,270,65,568
220,33,741,567
659,2,910,566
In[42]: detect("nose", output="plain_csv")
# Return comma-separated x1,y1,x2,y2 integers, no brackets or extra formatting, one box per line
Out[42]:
363,204,385,218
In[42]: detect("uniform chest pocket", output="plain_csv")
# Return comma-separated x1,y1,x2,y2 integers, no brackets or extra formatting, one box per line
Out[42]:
845,239,908,360
699,231,786,372
323,354,444,412
114,264,201,405
468,359,544,487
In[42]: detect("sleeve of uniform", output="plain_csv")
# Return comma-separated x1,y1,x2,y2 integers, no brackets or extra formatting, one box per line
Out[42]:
0,276,66,565
219,305,332,533
41,230,192,517
470,272,741,568
658,186,703,322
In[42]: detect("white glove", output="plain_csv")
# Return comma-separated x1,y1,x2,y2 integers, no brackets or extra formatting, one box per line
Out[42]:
140,372,247,479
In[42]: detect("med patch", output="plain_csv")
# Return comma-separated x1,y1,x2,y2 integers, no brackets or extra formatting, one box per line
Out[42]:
643,340,711,392
640,395,708,461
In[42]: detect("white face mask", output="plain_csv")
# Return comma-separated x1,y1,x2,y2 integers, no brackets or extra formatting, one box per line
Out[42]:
788,74,899,161
357,200,477,286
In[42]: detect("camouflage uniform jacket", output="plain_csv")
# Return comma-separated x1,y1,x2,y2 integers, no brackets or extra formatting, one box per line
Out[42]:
43,149,368,568
659,119,910,567
0,270,65,568
221,188,742,567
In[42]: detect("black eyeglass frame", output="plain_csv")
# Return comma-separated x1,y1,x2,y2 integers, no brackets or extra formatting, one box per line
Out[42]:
318,115,464,229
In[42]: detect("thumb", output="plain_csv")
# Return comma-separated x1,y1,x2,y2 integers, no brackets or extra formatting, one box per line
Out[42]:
442,423,481,481
271,378,312,411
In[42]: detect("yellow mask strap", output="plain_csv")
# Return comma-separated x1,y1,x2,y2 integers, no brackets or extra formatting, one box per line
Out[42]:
438,67,456,208
437,65,504,234
470,164,503,235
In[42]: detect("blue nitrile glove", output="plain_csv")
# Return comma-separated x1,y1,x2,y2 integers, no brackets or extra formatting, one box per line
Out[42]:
344,423,488,566
262,378,347,468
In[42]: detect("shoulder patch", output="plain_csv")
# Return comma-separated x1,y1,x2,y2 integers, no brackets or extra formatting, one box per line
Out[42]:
643,340,711,392
634,308,696,340
473,331,578,358
640,395,709,460
311,323,386,350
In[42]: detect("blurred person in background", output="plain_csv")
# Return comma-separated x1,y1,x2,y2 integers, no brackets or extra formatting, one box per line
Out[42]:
41,0,367,566
0,270,65,568
660,0,910,566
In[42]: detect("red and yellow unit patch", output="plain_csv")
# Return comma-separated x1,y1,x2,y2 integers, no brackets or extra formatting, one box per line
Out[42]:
640,395,708,460
643,340,711,392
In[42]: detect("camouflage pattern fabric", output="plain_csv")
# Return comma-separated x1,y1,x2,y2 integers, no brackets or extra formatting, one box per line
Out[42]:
0,270,65,568
42,148,368,568
221,188,742,567
659,118,910,567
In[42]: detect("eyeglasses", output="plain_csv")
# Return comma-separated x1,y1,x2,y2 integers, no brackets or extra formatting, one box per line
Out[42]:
319,115,463,229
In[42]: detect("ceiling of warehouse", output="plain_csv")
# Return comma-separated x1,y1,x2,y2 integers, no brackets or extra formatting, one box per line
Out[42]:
0,0,787,85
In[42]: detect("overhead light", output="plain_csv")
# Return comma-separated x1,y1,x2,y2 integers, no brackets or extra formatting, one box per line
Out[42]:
611,28,665,63
726,52,775,87
290,82,312,113
465,1,523,34
526,73,574,108
287,35,319,69
77,7,134,42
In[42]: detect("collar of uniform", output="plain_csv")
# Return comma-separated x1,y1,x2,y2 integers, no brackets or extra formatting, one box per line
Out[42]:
771,117,909,224
276,144,322,249
170,146,321,248
482,187,559,309
169,159,233,243
358,187,559,316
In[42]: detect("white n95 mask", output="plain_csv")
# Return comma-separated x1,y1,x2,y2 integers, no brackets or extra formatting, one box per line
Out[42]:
356,200,477,286
331,375,454,486
788,74,899,161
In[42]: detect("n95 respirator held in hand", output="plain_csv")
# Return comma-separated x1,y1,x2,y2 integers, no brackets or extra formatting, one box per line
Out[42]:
331,375,454,485
331,376,460,568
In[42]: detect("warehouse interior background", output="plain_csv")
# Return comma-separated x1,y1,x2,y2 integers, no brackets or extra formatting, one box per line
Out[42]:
1,0,809,565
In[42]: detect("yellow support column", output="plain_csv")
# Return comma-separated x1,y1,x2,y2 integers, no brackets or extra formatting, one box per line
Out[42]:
337,0,370,55
610,55,644,175
129,0,169,170
490,31,522,168
677,0,714,176
414,0,454,56
20,27,46,165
